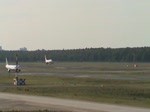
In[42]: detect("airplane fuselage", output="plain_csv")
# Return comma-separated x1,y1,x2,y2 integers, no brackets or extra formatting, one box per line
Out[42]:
45,59,53,64
5,64,21,73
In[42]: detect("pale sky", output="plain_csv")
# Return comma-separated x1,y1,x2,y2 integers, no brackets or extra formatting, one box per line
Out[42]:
0,0,150,50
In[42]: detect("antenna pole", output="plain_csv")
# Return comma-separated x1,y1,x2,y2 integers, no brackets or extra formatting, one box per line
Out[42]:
15,54,18,78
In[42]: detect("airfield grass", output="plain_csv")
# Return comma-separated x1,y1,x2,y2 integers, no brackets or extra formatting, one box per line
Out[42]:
0,75,150,108
0,62,150,108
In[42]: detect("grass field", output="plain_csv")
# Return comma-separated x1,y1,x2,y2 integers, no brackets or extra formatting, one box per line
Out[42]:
0,62,150,108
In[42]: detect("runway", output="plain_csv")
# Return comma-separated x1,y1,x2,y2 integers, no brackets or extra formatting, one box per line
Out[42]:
18,72,150,80
0,92,150,112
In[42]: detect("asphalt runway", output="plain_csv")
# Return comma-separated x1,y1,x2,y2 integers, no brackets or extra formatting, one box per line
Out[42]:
2,62,150,81
18,72,150,80
0,92,150,112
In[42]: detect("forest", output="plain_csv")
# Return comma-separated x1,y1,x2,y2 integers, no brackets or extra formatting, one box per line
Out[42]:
0,47,150,62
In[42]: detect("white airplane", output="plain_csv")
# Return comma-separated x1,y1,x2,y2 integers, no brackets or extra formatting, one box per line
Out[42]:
5,56,21,73
45,55,53,64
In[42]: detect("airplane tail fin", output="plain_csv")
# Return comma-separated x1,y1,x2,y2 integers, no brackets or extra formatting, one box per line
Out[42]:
45,55,47,61
6,58,8,65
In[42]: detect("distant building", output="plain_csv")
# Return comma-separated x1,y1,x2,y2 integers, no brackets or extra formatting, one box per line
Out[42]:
0,46,2,51
20,47,27,51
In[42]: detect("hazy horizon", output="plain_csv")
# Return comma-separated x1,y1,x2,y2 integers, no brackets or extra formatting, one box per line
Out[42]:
0,0,150,50
1,46,150,51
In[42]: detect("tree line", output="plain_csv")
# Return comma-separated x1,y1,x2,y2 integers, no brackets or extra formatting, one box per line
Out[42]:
0,47,150,62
